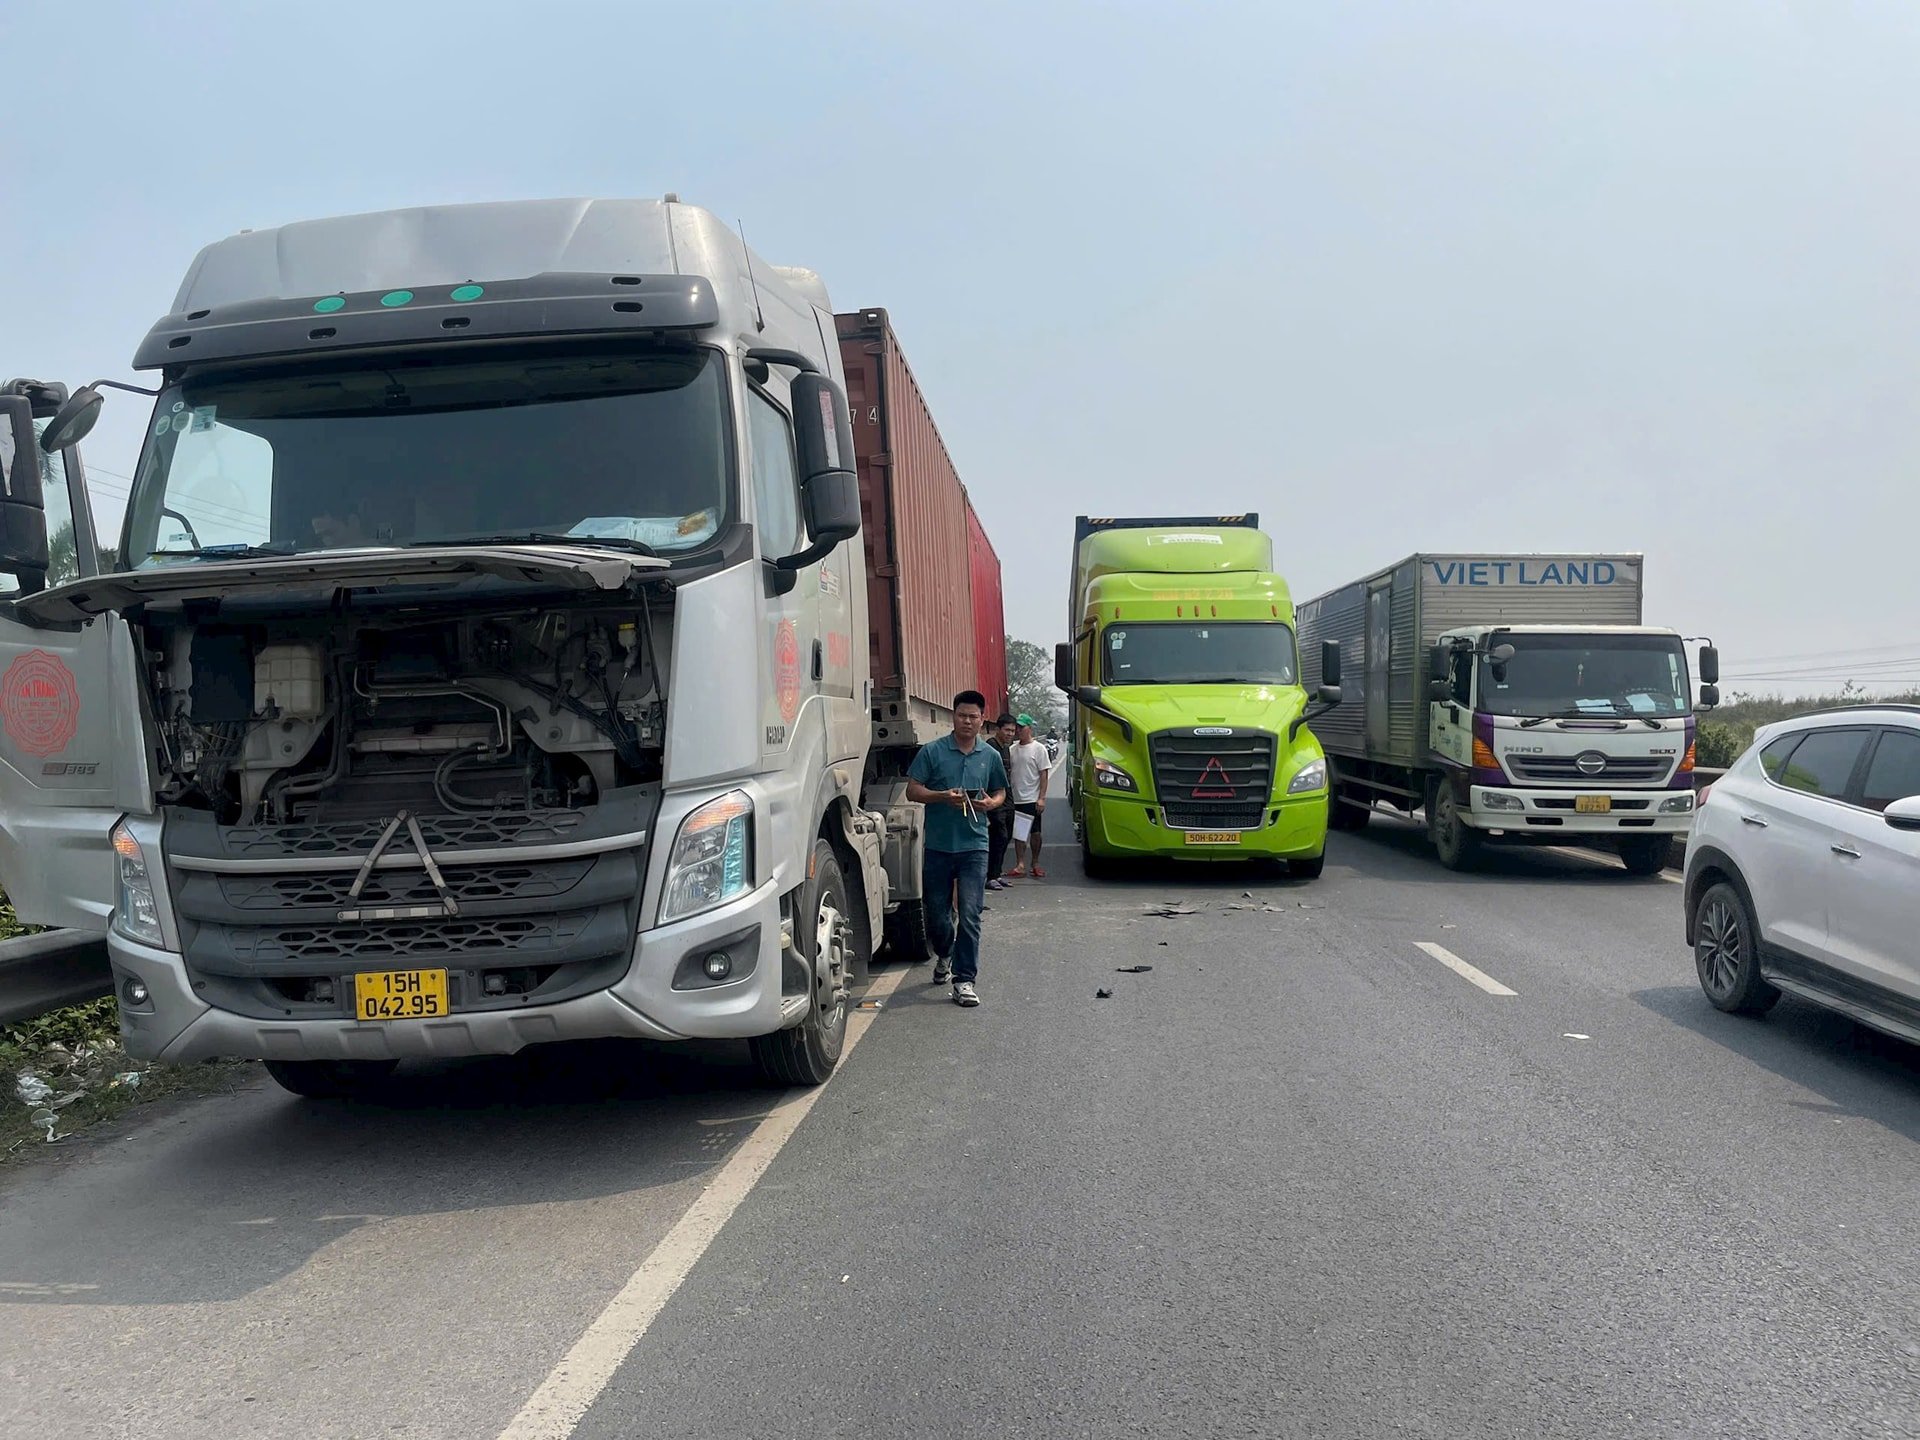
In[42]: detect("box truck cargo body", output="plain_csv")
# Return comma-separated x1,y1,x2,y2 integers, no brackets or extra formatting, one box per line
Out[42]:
1297,554,1716,874
0,197,1007,1096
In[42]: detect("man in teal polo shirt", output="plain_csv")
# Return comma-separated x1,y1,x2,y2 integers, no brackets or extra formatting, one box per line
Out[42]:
905,689,1008,1007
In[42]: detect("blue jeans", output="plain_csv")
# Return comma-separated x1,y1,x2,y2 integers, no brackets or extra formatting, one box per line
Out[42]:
923,847,988,983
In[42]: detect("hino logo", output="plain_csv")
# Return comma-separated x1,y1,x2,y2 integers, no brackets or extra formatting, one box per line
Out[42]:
1575,752,1608,776
1193,727,1234,736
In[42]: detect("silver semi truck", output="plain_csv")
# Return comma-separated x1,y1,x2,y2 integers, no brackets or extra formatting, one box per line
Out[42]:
1297,554,1719,874
0,197,988,1094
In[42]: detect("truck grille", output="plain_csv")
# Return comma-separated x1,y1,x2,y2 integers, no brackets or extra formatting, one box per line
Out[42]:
1505,753,1671,785
216,860,594,912
221,810,588,859
1150,730,1277,831
230,914,591,965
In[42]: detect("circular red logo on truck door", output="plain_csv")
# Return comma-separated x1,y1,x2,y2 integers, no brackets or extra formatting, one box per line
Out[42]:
1,650,80,758
774,620,801,724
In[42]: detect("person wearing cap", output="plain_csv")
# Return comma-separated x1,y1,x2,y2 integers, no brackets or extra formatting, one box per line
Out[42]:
986,714,1018,890
1005,714,1052,879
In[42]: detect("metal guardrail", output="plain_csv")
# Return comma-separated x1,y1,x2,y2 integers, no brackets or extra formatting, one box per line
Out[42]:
0,930,113,1026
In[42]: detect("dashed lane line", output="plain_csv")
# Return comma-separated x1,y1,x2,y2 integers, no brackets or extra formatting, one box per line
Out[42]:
1415,941,1519,997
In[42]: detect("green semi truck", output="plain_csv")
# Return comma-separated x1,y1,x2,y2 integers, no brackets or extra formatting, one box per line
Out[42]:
1054,516,1342,878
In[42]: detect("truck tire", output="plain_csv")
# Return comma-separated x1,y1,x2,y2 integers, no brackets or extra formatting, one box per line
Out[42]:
1618,837,1675,877
1693,881,1780,1015
882,897,931,963
1429,785,1481,872
264,1058,399,1099
751,839,854,1087
1288,853,1326,880
1081,832,1118,880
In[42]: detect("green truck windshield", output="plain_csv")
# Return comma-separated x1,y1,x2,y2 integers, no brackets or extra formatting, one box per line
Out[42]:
1479,634,1690,717
1104,623,1297,685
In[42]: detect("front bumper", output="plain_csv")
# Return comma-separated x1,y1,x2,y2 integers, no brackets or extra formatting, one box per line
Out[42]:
113,879,789,1064
1083,791,1328,861
1465,784,1694,838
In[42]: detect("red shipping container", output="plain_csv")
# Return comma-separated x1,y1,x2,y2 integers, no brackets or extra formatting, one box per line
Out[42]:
838,307,997,755
967,499,1007,718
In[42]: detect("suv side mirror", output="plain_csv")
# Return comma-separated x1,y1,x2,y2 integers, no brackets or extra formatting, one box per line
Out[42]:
1886,795,1920,832
0,395,49,580
773,370,861,572
1055,641,1075,692
1698,644,1720,685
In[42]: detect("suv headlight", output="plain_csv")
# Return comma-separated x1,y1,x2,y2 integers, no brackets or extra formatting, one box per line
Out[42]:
660,791,754,923
111,821,164,946
1092,757,1138,792
1286,757,1328,794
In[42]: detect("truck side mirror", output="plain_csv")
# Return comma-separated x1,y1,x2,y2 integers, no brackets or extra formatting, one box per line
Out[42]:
1699,645,1720,685
1488,641,1515,683
1428,679,1452,703
773,371,861,572
0,395,49,580
1699,684,1720,710
38,385,104,453
1054,642,1075,692
1319,639,1342,690
1428,643,1449,687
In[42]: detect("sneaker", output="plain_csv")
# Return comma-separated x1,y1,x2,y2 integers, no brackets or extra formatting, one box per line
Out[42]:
952,981,980,1007
932,959,953,985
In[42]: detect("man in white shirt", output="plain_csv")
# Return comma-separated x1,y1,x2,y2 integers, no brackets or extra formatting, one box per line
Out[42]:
1005,714,1052,879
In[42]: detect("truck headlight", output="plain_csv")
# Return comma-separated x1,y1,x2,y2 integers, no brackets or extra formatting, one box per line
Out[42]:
1286,757,1328,794
1659,793,1696,813
111,821,164,946
1092,758,1138,792
1480,790,1524,812
661,791,754,923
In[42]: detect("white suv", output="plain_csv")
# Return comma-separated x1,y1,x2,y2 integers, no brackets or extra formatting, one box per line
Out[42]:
1685,707,1920,1041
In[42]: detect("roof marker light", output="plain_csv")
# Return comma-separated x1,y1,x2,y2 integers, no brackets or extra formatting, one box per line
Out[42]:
380,290,415,308
449,284,485,302
313,296,346,314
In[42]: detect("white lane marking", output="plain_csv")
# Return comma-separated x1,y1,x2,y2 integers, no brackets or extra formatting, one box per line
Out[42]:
1415,941,1518,997
1660,872,1683,885
497,962,911,1440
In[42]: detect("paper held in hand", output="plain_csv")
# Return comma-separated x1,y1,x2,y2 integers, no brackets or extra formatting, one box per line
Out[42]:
1013,810,1035,843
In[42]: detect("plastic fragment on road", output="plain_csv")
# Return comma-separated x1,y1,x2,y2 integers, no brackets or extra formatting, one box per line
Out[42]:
1143,903,1198,917
1095,988,1114,999
1116,965,1153,974
856,999,885,1011
1563,1033,1591,1040
14,1073,52,1107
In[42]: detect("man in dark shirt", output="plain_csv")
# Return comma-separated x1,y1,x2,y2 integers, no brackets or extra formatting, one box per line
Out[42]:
905,690,1008,1007
986,713,1018,890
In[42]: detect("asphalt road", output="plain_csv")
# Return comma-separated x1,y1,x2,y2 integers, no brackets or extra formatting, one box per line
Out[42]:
5,801,1920,1439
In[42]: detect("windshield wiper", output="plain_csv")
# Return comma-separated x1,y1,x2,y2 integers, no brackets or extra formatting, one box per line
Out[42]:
148,542,299,562
409,532,659,557
1518,705,1630,728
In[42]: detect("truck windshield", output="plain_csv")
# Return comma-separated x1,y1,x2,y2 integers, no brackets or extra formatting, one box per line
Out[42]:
1104,623,1297,685
1479,634,1691,717
121,346,732,566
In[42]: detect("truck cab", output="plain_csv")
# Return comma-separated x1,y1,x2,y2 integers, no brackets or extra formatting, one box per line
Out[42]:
0,198,913,1093
1426,623,1709,873
1057,517,1341,877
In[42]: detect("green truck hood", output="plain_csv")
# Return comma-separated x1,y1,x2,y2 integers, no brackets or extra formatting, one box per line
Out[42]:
1101,684,1308,735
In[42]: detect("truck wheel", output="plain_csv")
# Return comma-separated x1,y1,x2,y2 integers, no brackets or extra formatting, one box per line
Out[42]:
1288,853,1326,880
1429,785,1481,872
1081,832,1117,880
1329,786,1372,832
751,839,854,1087
264,1058,399,1099
1694,881,1780,1015
1618,837,1675,876
882,897,931,963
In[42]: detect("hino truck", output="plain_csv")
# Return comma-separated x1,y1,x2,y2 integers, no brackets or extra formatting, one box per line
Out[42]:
0,196,1004,1096
1055,516,1343,878
1296,554,1719,874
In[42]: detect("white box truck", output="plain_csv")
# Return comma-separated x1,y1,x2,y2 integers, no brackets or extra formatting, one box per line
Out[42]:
0,197,999,1095
1296,554,1719,874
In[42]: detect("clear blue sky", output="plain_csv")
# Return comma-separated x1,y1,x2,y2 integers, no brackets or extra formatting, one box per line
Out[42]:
6,0,1917,692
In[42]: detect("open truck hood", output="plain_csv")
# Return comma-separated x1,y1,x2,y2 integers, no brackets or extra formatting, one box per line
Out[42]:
15,545,669,623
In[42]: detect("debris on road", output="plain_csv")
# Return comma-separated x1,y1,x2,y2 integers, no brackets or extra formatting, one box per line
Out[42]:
1095,988,1114,999
1143,903,1198,918
1116,965,1153,974
1563,1033,1591,1041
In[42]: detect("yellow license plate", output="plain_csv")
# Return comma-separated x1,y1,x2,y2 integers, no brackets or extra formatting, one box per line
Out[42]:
1575,795,1612,814
1183,831,1241,845
353,968,448,1021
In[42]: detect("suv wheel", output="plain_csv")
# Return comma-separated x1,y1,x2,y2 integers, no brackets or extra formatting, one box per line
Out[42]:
1693,881,1781,1015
